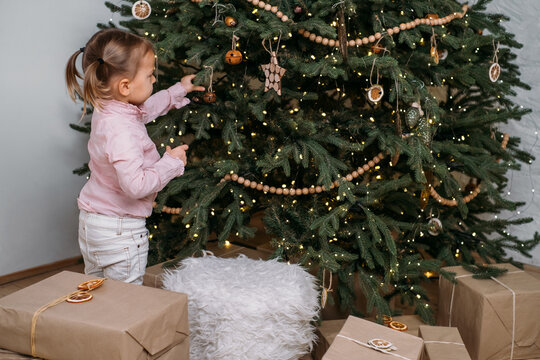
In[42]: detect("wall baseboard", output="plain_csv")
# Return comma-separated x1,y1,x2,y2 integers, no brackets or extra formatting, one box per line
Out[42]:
0,256,83,285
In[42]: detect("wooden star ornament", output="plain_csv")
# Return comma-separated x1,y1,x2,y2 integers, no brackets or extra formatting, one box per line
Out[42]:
261,51,286,95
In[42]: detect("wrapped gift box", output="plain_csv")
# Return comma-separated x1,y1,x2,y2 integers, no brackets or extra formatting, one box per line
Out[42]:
143,262,168,288
418,325,471,360
313,315,425,359
322,315,423,360
437,263,540,360
0,271,189,360
525,263,540,281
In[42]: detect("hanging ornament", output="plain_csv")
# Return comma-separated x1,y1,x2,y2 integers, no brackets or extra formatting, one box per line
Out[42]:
430,30,439,64
489,41,501,82
132,1,152,20
337,5,348,61
261,36,286,95
416,116,432,145
425,13,439,20
368,85,384,102
367,57,383,103
438,49,448,61
225,51,242,65
320,269,333,308
371,43,385,54
225,16,237,27
405,102,424,128
225,33,242,65
212,3,236,26
428,211,443,236
391,150,401,167
202,65,217,103
203,92,217,103
427,217,443,236
294,5,303,14
420,187,430,209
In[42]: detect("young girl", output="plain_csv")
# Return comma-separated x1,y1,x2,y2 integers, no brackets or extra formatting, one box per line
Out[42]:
65,28,204,284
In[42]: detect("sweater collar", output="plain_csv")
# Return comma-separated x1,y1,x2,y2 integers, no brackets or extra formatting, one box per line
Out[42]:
97,99,147,119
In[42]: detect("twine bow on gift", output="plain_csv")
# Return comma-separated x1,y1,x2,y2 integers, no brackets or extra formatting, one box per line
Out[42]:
30,279,106,358
336,334,412,360
448,270,523,360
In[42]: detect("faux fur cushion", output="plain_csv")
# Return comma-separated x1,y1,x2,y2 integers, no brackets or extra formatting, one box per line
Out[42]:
162,254,320,360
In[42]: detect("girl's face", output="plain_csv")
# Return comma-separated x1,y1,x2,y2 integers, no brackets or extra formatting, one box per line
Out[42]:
127,50,156,105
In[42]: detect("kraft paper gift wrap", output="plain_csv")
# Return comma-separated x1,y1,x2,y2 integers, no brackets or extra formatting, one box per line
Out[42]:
322,315,423,360
418,325,471,360
0,271,189,360
437,263,540,360
143,262,166,288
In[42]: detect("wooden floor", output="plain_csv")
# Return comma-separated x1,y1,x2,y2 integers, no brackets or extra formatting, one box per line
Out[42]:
0,263,85,299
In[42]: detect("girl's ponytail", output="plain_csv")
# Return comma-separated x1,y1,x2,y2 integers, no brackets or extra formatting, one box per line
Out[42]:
65,49,83,102
82,60,110,115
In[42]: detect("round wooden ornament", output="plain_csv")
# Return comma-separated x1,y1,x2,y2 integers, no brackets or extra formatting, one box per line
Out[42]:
427,217,443,236
367,85,384,102
132,1,152,20
489,63,501,82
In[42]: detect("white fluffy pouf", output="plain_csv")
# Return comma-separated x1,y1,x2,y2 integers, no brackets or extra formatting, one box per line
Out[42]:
162,254,320,360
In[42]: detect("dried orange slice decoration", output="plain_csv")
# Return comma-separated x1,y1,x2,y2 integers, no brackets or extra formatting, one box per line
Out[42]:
367,85,384,103
66,291,93,303
77,278,106,291
132,1,152,20
388,320,408,331
368,338,393,349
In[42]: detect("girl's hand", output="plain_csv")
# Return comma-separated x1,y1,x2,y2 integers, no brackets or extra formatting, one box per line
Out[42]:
166,144,189,165
180,74,205,93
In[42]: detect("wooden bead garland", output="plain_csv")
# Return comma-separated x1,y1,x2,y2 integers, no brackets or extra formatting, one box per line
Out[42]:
154,133,509,213
220,152,387,195
429,133,509,207
154,151,387,213
188,0,469,49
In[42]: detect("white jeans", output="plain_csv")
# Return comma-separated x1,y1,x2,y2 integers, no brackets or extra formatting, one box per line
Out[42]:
78,210,149,285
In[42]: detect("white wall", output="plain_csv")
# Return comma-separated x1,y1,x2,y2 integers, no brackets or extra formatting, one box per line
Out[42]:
0,1,114,276
487,0,540,265
0,1,538,277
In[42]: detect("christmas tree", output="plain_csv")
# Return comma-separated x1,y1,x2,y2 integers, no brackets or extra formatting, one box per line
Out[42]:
77,0,540,322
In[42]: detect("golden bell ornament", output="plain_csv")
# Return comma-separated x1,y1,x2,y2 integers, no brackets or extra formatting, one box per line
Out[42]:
225,16,237,27
203,92,217,103
225,50,243,65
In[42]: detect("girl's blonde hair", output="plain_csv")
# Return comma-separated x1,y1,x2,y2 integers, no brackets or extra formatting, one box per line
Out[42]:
65,28,154,115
